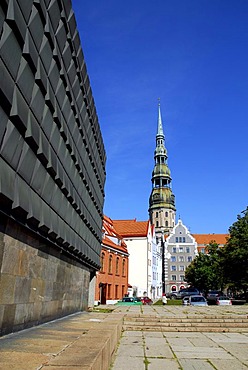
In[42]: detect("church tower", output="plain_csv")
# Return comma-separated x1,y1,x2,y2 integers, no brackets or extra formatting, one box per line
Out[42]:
149,101,176,239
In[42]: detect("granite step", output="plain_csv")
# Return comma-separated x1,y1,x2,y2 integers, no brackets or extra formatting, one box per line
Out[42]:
123,314,248,332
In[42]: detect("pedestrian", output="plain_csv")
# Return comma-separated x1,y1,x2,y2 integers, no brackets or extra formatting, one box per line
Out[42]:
162,293,167,305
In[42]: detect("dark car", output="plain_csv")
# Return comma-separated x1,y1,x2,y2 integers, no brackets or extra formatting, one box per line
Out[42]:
206,290,224,305
140,296,153,305
168,287,200,300
231,293,247,305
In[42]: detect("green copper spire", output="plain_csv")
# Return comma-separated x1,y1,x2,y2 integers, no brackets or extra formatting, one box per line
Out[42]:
149,101,176,237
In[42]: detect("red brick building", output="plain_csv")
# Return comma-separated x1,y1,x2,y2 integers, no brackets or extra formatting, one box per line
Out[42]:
95,216,129,304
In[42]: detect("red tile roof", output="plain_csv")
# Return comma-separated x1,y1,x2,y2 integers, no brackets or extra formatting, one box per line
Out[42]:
113,219,149,238
102,215,128,253
193,234,229,245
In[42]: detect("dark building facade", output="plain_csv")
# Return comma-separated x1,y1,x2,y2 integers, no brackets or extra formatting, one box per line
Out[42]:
0,0,106,335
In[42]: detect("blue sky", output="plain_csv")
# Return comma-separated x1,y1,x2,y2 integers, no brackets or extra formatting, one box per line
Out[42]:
71,0,248,233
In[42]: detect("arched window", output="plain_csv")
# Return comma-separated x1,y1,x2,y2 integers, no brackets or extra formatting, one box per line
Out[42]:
100,252,105,272
116,257,119,275
108,255,112,274
122,259,126,276
165,211,168,217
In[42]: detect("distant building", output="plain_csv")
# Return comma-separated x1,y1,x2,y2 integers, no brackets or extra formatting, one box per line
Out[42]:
0,0,106,335
113,219,162,299
163,219,198,292
95,216,129,305
194,234,229,254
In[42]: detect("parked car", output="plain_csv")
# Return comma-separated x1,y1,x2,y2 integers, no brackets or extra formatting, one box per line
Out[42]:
116,297,142,306
189,295,208,306
231,293,247,305
206,290,224,305
216,296,232,306
140,296,153,305
182,296,190,305
168,287,200,300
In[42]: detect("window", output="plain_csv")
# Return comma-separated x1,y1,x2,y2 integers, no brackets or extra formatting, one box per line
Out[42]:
179,237,182,242
171,275,177,281
180,275,185,281
165,211,168,217
186,247,190,253
173,247,177,253
156,221,159,227
108,255,113,274
179,256,184,262
171,256,176,262
175,237,178,243
171,265,176,271
116,257,119,275
201,248,205,254
182,237,186,243
179,265,185,271
165,221,168,227
179,246,183,253
100,252,105,272
107,284,111,299
122,259,126,276
115,285,118,299
187,256,192,262
156,212,158,217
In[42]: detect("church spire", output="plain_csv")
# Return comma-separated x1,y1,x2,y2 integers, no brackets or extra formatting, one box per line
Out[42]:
148,101,176,237
157,99,164,138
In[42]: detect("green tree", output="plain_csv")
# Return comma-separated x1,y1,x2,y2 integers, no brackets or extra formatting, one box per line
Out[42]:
223,207,248,294
185,242,224,294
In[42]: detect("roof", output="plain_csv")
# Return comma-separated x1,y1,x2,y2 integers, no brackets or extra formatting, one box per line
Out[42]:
102,215,128,254
113,219,149,238
193,234,229,245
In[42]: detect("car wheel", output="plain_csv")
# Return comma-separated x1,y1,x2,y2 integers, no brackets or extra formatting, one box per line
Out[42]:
171,295,176,300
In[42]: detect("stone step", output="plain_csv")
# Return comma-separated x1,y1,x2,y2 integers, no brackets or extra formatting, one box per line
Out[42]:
124,317,248,323
123,320,248,327
124,314,248,319
123,314,248,332
123,324,248,332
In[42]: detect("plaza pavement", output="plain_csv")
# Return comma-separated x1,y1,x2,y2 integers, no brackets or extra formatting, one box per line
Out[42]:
0,304,247,370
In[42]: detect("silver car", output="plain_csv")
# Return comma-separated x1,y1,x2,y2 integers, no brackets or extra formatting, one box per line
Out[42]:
189,295,208,306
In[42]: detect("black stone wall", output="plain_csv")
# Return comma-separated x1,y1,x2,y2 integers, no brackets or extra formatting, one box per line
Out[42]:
0,0,106,333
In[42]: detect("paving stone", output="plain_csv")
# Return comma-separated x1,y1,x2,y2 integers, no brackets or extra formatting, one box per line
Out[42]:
111,356,145,370
114,343,144,357
172,346,233,359
144,337,174,358
148,358,181,370
178,359,215,369
188,336,220,347
218,343,248,360
209,359,248,369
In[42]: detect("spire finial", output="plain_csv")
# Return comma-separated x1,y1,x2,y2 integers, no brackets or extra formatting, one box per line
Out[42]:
157,99,164,138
